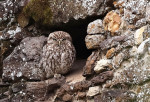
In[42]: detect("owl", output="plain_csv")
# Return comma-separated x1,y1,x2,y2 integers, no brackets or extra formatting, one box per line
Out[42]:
40,31,76,78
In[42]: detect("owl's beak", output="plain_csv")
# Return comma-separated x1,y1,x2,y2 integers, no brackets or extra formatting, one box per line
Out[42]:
58,41,61,45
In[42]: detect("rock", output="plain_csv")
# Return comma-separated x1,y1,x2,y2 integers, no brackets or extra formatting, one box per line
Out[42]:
2,36,47,82
123,0,147,28
112,49,129,68
99,35,133,50
133,83,150,101
129,46,138,57
106,48,115,58
85,35,105,49
146,2,150,22
20,0,114,26
134,26,147,45
17,13,29,28
91,71,113,86
26,81,47,100
107,52,150,87
11,83,25,93
83,50,101,77
137,38,150,56
74,81,91,91
77,92,86,99
87,86,100,97
45,75,66,91
103,11,121,35
87,19,104,34
94,95,101,102
99,89,136,102
94,59,112,73
62,93,72,102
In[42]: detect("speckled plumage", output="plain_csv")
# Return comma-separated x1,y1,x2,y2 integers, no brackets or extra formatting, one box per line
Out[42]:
40,31,76,78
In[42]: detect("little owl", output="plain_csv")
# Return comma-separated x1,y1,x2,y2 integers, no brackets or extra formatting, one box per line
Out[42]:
40,31,76,78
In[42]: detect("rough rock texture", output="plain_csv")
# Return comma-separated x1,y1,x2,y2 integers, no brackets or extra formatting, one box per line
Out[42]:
85,35,105,49
1,0,150,102
0,0,114,27
2,36,47,82
87,19,104,34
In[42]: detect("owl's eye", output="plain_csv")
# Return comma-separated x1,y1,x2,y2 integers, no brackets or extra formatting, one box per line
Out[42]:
53,38,57,41
62,38,66,41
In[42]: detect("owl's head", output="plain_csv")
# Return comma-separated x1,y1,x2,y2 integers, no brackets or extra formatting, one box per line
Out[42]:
47,31,72,46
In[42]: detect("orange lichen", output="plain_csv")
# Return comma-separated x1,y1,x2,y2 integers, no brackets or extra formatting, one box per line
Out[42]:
106,48,115,59
103,11,121,35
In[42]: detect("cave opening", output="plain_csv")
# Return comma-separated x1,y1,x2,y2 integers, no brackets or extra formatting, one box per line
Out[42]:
44,16,103,81
48,16,103,60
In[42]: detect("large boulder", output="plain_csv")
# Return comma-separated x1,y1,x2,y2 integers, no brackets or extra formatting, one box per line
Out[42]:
2,36,47,82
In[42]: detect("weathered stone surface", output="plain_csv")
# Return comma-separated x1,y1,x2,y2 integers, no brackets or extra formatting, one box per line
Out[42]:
45,75,66,91
146,2,150,22
74,81,91,91
87,19,104,34
2,36,47,82
83,50,101,77
122,0,150,28
91,71,113,86
99,89,136,102
134,26,147,45
77,92,86,99
11,83,25,93
94,59,112,73
106,52,150,87
133,83,150,102
85,35,105,49
23,0,114,26
86,86,100,97
99,35,133,50
10,76,65,101
103,11,121,35
62,93,72,102
137,38,150,56
112,49,129,68
106,48,115,58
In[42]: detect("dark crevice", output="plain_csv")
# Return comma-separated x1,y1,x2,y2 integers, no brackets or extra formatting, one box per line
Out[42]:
42,15,105,59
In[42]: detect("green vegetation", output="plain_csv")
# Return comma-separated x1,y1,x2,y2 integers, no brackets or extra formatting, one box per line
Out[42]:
23,0,53,26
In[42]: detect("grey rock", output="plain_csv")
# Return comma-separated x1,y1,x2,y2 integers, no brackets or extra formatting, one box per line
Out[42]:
87,19,104,34
2,36,47,82
85,34,105,49
99,35,134,50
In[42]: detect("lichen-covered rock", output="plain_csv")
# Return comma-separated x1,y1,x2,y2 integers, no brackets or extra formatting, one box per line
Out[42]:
106,52,150,87
83,50,101,77
87,86,100,97
99,89,136,102
17,13,29,28
85,35,105,49
106,48,115,59
91,71,113,86
123,0,148,28
103,11,121,35
137,38,150,56
134,26,147,45
146,2,150,23
20,0,114,26
94,59,112,73
62,93,72,102
87,19,104,34
133,83,150,101
99,35,133,50
112,49,129,68
2,36,47,82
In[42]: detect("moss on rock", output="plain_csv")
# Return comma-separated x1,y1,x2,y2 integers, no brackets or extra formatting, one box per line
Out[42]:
23,0,53,26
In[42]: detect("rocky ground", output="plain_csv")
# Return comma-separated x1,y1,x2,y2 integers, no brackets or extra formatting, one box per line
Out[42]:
0,0,150,102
